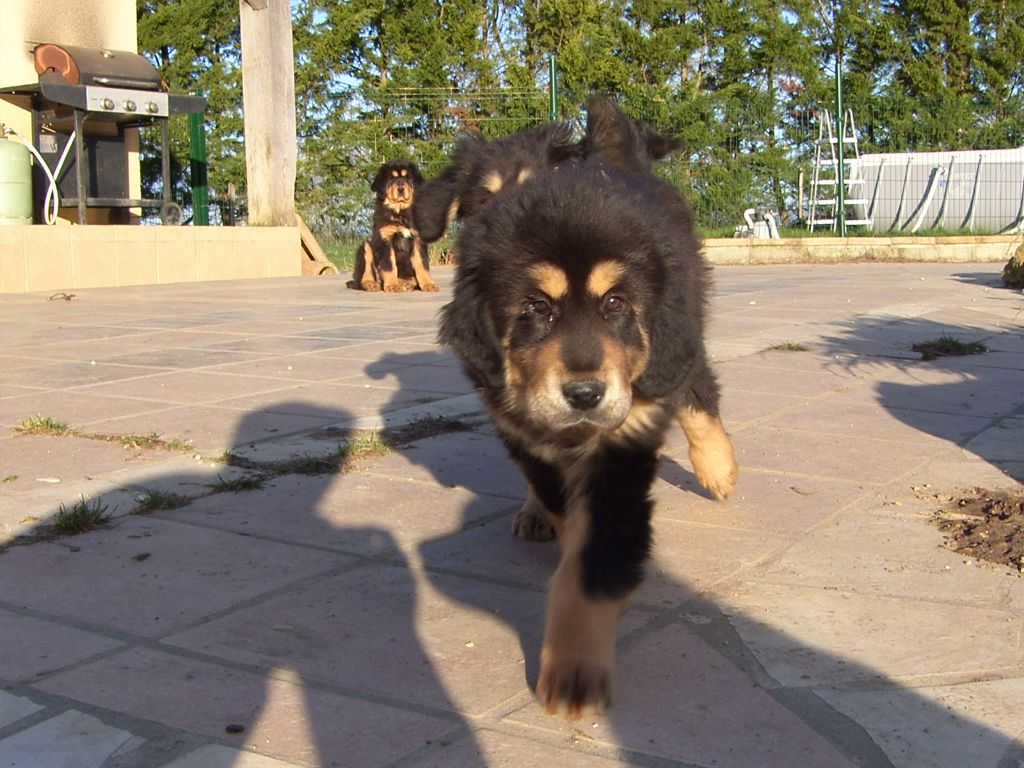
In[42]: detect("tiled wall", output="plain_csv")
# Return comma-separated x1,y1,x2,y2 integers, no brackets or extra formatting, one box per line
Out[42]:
0,225,302,293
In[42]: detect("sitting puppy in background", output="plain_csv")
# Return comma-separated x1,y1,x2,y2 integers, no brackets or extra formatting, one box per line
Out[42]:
349,160,438,292
416,96,738,718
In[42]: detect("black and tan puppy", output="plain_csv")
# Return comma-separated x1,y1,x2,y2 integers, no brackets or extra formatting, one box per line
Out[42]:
350,161,438,292
430,97,738,717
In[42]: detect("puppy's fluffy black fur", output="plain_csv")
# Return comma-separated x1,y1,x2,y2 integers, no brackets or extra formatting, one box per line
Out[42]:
426,97,738,718
350,160,438,292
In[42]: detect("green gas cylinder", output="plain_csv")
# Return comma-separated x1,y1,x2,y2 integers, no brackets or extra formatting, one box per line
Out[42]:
0,136,33,225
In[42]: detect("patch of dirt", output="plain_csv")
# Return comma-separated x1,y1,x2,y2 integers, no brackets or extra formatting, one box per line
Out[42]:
934,488,1024,573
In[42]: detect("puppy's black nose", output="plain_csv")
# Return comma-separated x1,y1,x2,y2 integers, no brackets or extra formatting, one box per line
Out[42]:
562,379,605,410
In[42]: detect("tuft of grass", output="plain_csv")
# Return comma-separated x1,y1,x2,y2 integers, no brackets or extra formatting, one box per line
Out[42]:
207,473,266,493
134,489,191,514
341,431,393,462
287,453,343,475
912,335,988,361
384,416,473,446
3,475,17,484
118,432,167,450
15,415,69,436
100,431,193,452
764,341,811,353
13,418,193,454
53,496,112,534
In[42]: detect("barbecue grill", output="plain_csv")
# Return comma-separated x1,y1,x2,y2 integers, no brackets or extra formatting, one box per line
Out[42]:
1,43,206,224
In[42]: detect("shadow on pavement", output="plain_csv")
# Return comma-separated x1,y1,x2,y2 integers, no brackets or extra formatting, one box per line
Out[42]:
0,403,479,767
815,313,1023,483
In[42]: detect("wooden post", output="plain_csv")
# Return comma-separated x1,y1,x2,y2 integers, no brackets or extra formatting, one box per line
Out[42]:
239,0,296,226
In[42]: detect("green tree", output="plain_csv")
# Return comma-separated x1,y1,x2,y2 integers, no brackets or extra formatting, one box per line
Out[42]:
137,0,245,219
137,0,1024,236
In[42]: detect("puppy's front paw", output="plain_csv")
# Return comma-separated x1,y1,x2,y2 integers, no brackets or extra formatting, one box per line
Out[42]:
360,279,382,292
419,280,440,293
690,439,739,501
678,407,739,500
537,582,622,719
537,647,611,719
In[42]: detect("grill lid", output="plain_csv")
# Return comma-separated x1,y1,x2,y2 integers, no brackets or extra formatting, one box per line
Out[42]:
34,43,163,91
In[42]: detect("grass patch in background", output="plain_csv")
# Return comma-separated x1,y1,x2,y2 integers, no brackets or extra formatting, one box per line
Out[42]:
341,431,392,462
15,415,70,436
207,474,266,494
913,335,988,361
133,489,191,514
324,233,458,274
12,417,193,453
53,497,112,534
764,341,811,352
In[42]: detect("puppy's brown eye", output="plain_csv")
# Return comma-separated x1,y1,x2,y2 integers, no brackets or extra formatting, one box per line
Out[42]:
603,294,627,314
523,298,551,318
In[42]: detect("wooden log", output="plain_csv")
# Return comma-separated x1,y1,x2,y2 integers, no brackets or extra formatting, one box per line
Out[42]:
297,214,339,275
238,0,296,226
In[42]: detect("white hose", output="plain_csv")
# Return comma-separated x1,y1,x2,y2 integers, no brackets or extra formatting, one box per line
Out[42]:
8,129,76,225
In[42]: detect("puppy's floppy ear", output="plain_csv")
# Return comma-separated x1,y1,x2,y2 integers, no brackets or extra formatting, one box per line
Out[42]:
371,164,390,196
412,163,461,243
544,122,583,164
408,163,425,187
413,135,490,242
583,94,680,169
438,258,505,389
635,290,702,398
633,120,682,161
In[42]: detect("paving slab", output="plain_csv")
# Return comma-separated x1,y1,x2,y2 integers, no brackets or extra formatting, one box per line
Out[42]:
170,470,515,556
0,516,344,636
0,710,138,768
506,622,860,768
162,744,302,768
32,647,456,767
0,691,42,730
164,562,547,716
755,509,1024,610
817,677,1024,768
717,581,1021,686
407,729,630,767
0,609,125,682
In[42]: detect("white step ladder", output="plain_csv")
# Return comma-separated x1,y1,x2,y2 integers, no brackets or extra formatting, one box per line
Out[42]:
808,109,872,232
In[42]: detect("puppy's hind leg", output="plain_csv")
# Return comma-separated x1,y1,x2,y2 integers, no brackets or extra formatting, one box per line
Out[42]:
411,240,439,292
512,482,559,541
355,241,381,292
380,243,406,292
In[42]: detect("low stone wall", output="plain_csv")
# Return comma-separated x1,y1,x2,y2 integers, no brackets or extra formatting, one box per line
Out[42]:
2,228,1018,293
0,224,301,293
703,235,1020,266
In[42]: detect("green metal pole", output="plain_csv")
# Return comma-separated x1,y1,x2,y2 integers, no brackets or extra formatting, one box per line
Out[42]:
188,110,209,226
835,48,846,236
548,53,558,120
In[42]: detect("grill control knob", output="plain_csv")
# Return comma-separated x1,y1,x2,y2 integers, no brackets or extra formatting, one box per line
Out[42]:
144,102,159,114
122,100,137,112
100,98,115,111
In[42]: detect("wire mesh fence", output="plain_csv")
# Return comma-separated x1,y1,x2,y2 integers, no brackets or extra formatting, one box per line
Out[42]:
315,86,1024,240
